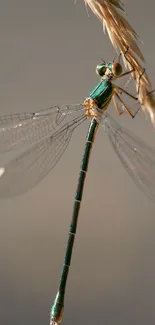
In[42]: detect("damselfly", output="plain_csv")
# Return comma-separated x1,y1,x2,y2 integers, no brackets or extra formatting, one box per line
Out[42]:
0,61,155,324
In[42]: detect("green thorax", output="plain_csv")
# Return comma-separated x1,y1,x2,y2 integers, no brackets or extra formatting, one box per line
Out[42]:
88,79,113,110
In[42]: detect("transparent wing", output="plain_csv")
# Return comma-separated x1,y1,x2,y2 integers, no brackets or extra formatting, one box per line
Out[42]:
0,114,86,198
0,104,84,153
102,113,155,202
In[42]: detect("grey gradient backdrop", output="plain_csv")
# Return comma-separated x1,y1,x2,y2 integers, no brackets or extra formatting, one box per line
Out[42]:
1,1,155,324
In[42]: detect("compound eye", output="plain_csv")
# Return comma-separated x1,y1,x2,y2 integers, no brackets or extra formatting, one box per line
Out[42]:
112,62,122,76
96,64,107,76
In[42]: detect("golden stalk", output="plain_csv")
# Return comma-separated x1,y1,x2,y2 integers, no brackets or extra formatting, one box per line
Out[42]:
84,0,155,124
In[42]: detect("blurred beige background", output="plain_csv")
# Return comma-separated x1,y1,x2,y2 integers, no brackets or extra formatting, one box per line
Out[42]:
0,1,155,324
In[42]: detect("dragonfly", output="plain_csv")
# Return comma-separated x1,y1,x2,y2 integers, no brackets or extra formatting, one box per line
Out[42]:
0,60,155,324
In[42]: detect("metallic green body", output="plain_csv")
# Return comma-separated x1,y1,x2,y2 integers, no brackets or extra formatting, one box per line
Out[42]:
50,78,113,324
88,79,113,110
50,118,98,324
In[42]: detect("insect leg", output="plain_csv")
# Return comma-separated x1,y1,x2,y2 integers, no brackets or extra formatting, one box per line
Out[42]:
112,95,123,116
116,86,138,100
114,91,134,118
